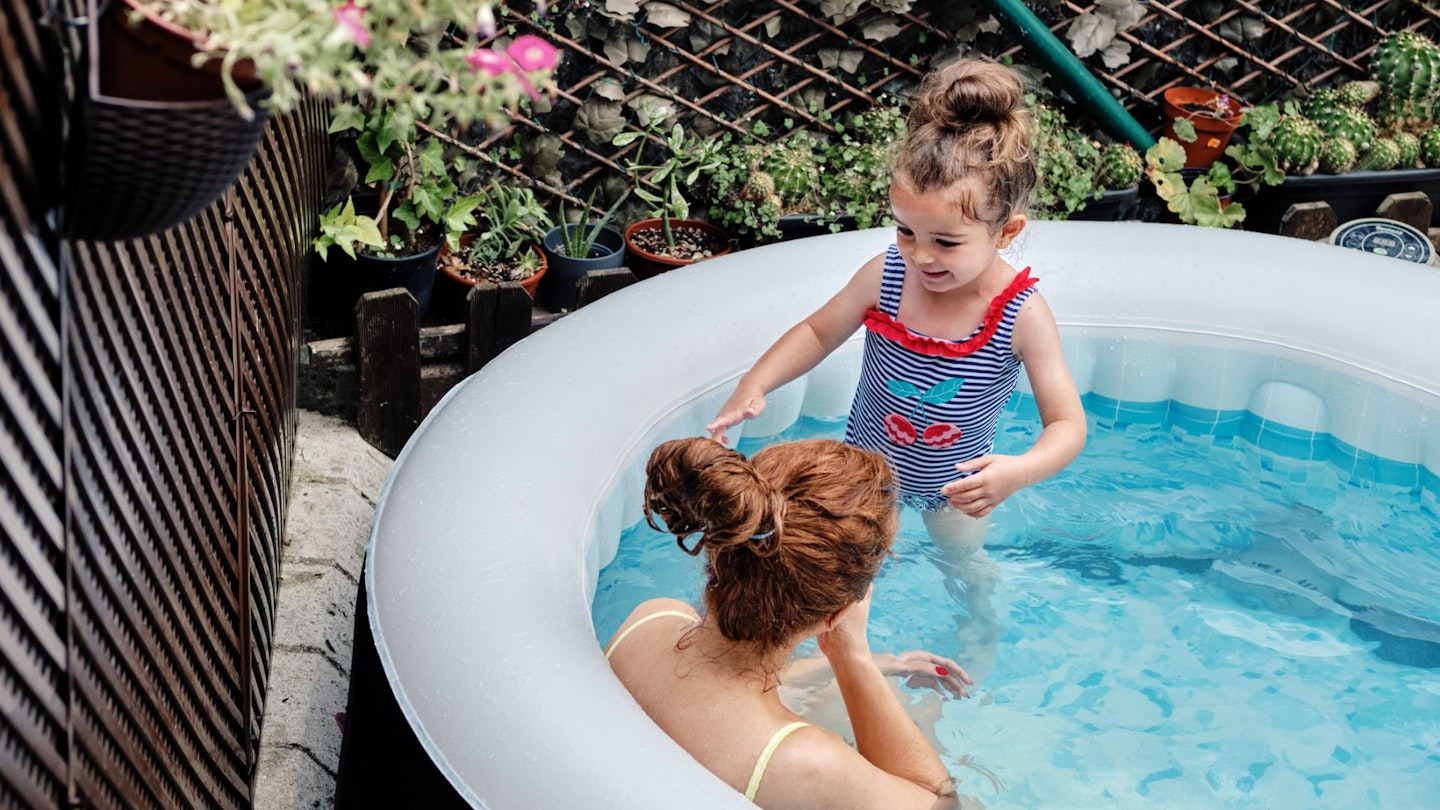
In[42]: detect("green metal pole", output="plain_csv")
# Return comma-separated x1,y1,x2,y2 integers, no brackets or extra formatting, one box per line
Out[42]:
982,0,1156,149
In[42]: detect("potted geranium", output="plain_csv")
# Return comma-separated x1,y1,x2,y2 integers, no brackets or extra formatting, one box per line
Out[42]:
67,0,558,239
1162,86,1244,168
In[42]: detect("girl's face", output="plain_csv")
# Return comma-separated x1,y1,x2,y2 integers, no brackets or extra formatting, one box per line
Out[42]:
890,178,1025,294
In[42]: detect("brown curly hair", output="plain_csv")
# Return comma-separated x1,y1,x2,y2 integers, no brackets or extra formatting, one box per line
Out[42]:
893,57,1037,232
643,438,898,657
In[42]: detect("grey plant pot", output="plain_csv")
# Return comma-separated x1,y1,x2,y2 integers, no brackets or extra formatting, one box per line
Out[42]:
539,223,626,312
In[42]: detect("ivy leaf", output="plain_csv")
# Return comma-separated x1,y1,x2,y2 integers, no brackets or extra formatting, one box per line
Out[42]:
417,139,447,178
885,380,924,398
602,0,641,21
1066,13,1117,59
862,17,901,42
1100,38,1132,69
818,0,863,22
409,182,446,222
1171,118,1198,143
643,2,691,28
327,104,365,134
1145,138,1188,173
1095,0,1145,29
921,378,966,404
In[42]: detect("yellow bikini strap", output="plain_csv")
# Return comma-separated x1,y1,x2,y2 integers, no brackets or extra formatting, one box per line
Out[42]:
744,721,810,801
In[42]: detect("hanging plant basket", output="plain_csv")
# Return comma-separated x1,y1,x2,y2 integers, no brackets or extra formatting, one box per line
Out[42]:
63,0,271,240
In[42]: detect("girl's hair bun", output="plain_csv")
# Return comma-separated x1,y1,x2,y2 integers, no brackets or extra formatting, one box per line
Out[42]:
911,58,1026,134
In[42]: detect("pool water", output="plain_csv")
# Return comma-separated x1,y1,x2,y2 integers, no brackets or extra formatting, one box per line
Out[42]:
592,397,1440,809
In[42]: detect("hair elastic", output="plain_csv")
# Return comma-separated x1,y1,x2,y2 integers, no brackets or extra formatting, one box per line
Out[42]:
750,530,776,541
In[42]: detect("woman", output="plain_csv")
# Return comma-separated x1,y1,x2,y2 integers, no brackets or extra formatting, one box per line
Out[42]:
605,437,971,808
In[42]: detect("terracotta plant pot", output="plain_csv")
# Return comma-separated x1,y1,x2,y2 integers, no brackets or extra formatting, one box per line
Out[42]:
1162,86,1243,168
622,218,733,280
436,241,547,323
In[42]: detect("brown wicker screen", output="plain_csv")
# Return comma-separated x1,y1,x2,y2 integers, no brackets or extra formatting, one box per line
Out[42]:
0,0,324,806
468,0,1438,216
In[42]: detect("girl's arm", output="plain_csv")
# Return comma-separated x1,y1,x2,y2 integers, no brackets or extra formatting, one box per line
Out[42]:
941,292,1086,516
706,253,884,443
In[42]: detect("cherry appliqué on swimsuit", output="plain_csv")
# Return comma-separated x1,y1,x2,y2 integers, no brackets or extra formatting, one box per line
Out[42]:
881,377,964,448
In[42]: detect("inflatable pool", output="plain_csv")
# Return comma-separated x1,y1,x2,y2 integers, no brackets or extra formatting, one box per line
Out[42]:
356,222,1440,808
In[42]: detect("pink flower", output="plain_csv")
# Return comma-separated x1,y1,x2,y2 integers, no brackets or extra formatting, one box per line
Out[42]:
332,1,370,48
466,47,513,76
506,35,558,72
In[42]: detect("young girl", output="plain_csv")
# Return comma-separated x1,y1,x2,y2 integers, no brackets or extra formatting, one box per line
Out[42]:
707,57,1085,546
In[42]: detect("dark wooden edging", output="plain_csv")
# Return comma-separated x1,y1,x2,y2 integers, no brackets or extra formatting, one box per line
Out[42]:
1277,190,1438,246
304,267,637,456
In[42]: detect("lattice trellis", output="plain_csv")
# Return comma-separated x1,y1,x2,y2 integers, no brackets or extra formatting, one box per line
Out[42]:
458,0,1439,218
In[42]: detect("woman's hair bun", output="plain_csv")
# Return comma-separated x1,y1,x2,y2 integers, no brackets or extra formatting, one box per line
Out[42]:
643,438,783,557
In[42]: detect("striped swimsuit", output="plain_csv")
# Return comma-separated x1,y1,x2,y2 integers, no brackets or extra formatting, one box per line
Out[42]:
843,245,1038,510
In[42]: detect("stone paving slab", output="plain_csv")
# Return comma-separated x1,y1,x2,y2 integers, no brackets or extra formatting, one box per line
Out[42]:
253,409,392,809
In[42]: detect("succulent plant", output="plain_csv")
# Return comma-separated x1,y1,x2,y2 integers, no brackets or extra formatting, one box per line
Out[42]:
1096,143,1143,189
1267,114,1325,175
1354,137,1402,172
1307,103,1379,156
1302,88,1344,117
1337,80,1381,109
1420,126,1440,168
1317,138,1357,174
1393,131,1422,169
742,171,777,201
1369,31,1440,135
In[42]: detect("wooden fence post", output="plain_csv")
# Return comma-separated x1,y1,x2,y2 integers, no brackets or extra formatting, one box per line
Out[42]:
356,288,421,456
1278,201,1337,241
1376,192,1432,232
575,267,637,309
466,281,533,374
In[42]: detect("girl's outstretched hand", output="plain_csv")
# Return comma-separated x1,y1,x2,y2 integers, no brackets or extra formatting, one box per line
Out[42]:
877,651,973,699
940,454,1026,517
706,388,767,445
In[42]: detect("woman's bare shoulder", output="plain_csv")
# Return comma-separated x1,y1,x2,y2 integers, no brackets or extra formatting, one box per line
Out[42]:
757,725,942,809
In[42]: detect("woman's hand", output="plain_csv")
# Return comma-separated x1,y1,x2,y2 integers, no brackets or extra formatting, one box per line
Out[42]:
706,387,767,445
876,651,972,699
816,587,874,663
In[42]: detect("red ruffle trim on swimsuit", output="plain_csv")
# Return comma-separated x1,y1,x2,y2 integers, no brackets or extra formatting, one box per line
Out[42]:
862,268,1038,358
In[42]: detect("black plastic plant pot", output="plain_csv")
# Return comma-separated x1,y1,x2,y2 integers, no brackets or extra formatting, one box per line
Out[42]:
539,223,626,312
310,242,441,336
1067,185,1142,222
1239,168,1440,235
776,213,859,242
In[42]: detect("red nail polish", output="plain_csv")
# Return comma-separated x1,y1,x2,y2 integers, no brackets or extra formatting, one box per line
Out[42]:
935,666,948,676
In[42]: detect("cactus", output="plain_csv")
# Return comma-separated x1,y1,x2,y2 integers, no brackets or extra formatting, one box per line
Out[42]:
1421,126,1440,167
1354,138,1402,172
1369,31,1440,135
1307,104,1379,155
742,171,777,201
1302,88,1345,118
1317,138,1358,174
1267,114,1325,175
1337,80,1381,108
1393,132,1422,169
1096,143,1143,189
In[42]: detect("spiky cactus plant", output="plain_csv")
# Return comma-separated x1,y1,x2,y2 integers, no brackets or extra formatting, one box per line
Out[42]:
1317,138,1358,174
1096,143,1143,189
1268,114,1325,175
1307,104,1379,156
1370,31,1440,135
1354,138,1402,172
1420,126,1440,168
1337,80,1381,109
1393,132,1422,169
